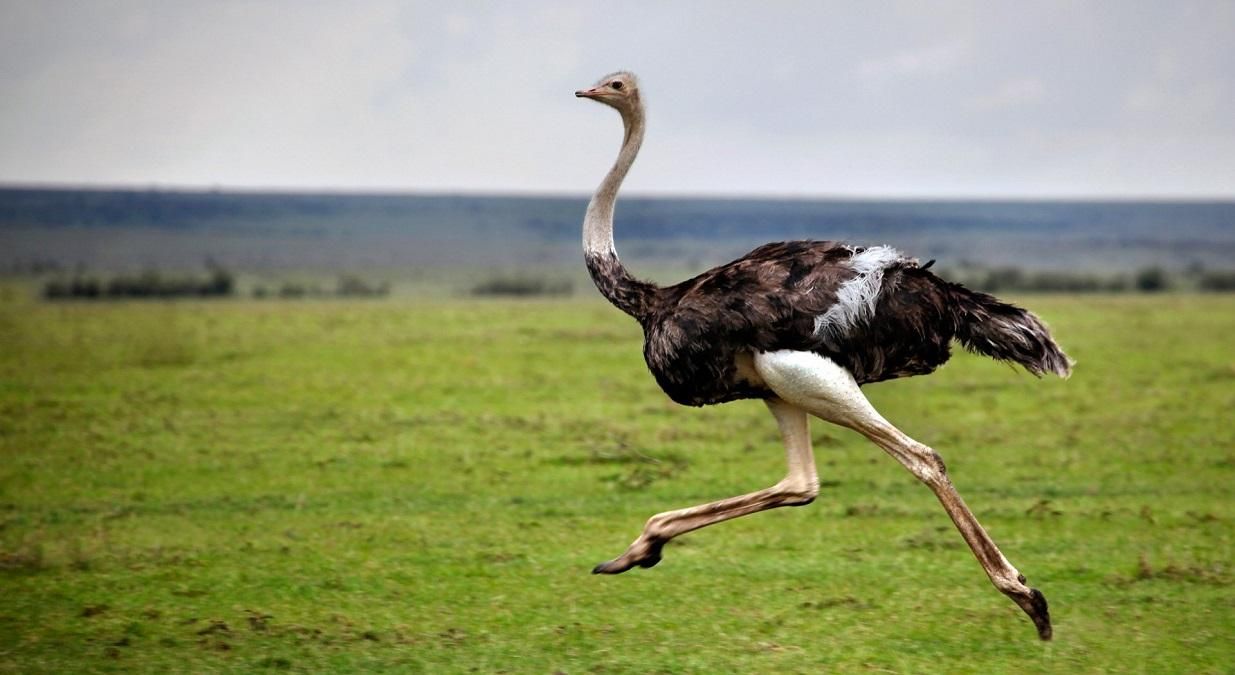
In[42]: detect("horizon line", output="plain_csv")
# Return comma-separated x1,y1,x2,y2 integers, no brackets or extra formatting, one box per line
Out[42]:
2,180,1235,204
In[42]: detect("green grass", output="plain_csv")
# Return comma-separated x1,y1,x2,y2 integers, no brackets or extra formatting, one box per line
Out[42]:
1,291,1232,673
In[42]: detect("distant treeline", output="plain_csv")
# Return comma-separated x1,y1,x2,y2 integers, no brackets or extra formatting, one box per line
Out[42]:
34,264,1235,301
467,265,1235,298
252,275,389,299
937,265,1235,293
471,275,573,297
43,267,390,300
44,265,234,299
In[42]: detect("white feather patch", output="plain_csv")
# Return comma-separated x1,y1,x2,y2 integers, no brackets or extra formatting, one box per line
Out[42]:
812,246,904,346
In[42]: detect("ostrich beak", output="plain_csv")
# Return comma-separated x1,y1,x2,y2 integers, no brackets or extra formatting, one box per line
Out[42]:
575,87,602,99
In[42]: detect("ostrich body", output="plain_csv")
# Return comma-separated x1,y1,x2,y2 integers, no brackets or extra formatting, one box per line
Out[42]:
576,72,1070,640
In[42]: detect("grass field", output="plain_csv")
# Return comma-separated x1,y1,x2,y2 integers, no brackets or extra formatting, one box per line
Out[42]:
1,289,1232,673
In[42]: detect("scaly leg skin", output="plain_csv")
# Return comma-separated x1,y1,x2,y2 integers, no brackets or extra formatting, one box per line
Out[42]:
753,349,1053,641
593,398,818,574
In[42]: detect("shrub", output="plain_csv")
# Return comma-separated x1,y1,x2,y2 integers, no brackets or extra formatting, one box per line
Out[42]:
1198,270,1235,291
336,275,390,297
1134,267,1169,292
933,265,1185,294
471,276,572,297
42,264,237,300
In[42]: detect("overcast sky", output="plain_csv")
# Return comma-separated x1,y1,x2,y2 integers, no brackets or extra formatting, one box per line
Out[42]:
2,1,1233,198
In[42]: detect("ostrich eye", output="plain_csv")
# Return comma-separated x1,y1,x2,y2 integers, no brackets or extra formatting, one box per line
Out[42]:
610,81,623,90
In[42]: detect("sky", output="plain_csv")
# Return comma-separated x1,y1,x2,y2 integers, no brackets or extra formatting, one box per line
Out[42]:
1,0,1233,198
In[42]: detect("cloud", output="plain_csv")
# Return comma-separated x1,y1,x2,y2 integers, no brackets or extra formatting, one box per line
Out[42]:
856,40,972,84
970,78,1047,111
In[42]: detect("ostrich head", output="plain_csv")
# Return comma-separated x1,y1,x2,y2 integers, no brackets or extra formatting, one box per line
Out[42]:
575,71,640,113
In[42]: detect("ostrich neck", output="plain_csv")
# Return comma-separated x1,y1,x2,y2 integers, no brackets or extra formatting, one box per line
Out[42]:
580,102,657,321
583,105,645,256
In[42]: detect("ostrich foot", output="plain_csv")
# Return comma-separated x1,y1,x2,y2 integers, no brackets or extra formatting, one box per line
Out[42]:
591,538,665,574
1007,583,1053,640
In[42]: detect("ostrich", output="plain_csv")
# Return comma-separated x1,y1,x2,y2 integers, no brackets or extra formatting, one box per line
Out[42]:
575,71,1071,641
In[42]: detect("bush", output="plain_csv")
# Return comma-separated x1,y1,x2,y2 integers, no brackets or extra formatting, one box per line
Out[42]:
43,265,237,300
934,265,1190,294
276,283,315,299
1198,270,1235,291
1134,267,1169,292
249,276,390,300
336,275,390,297
471,276,572,297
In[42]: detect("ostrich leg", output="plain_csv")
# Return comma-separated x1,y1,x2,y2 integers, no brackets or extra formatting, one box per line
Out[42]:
753,349,1053,641
592,398,818,574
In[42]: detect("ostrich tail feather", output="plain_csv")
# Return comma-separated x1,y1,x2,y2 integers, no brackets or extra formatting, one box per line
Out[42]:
949,285,1073,378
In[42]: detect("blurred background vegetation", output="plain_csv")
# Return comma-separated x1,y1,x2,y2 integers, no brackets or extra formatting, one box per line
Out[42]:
4,187,1234,301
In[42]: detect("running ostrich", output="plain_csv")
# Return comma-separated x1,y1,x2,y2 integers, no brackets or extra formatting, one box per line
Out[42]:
575,71,1071,641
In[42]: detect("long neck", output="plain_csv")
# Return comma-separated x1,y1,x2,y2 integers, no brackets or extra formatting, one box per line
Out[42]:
584,106,644,256
583,103,657,320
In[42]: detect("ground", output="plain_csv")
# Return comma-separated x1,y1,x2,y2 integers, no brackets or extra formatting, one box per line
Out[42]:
1,290,1232,673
